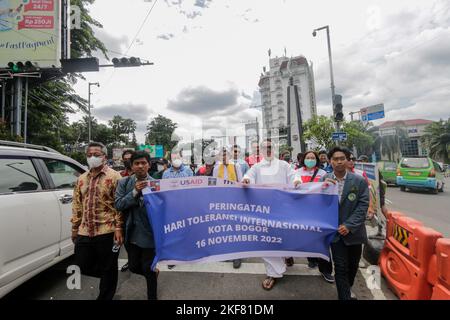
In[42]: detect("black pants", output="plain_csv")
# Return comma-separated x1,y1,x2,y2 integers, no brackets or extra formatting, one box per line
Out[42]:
126,243,158,300
74,233,119,300
331,239,363,300
307,257,333,274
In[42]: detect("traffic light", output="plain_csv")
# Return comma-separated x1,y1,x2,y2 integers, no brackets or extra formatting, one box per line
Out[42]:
112,57,142,68
7,61,39,73
334,94,344,122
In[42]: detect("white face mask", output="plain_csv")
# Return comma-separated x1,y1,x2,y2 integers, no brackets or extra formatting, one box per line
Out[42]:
172,159,182,168
87,156,104,169
157,164,164,172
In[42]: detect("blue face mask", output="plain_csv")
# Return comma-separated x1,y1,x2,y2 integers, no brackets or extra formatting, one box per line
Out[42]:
304,159,317,169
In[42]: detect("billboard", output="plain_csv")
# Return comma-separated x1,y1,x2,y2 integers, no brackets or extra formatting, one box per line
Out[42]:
0,0,61,68
138,144,164,158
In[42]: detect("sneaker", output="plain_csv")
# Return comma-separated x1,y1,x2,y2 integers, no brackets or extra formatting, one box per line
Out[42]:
120,262,129,272
168,265,175,270
321,272,335,283
308,260,318,269
233,259,242,269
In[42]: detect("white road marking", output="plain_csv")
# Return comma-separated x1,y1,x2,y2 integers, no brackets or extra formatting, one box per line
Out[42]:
119,259,319,276
386,198,392,205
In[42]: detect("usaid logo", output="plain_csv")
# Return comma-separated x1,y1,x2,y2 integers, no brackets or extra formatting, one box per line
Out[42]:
180,179,203,186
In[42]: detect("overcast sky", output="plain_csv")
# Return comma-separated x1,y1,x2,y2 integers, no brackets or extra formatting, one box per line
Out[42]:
71,0,450,144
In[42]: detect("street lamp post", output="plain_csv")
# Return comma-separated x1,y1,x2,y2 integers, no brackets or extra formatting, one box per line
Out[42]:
313,25,336,126
88,82,100,142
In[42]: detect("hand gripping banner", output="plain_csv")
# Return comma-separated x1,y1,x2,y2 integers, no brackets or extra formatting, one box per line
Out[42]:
143,177,338,270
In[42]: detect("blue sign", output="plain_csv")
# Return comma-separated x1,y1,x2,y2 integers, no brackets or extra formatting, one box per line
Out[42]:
362,110,385,121
332,132,347,141
155,145,164,158
143,179,338,269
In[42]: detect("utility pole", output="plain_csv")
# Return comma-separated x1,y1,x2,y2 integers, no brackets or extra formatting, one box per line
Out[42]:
88,82,100,142
313,26,337,129
13,77,22,136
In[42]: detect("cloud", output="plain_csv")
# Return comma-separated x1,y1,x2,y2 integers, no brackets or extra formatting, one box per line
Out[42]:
93,28,129,60
167,86,240,114
93,103,153,122
313,0,450,121
157,33,175,40
163,0,213,19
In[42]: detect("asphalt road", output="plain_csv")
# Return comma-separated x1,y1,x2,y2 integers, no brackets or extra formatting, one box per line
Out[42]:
385,177,450,237
3,257,396,300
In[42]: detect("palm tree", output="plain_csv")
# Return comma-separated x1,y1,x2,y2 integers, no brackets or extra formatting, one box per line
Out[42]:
372,125,409,162
421,119,450,163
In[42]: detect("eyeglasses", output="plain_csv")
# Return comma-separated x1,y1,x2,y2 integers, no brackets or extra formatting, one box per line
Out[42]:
350,157,357,161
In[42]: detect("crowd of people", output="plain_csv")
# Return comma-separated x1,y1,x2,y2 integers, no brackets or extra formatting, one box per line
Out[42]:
71,139,386,301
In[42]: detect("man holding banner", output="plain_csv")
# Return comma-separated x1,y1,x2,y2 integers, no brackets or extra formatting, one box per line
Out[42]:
242,139,297,290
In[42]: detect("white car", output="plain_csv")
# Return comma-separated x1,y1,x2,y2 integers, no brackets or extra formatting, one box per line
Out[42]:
0,141,86,298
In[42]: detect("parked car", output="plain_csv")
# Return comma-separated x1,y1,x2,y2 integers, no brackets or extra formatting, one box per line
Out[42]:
0,140,86,298
396,156,445,194
378,161,398,186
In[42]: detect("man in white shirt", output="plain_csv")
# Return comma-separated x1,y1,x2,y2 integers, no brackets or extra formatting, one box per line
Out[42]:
242,139,296,290
213,147,243,182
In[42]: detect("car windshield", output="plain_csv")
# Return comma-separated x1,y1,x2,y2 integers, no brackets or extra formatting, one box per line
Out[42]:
384,162,397,171
400,158,430,169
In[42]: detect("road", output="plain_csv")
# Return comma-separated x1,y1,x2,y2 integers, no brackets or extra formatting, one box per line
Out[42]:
3,256,396,300
385,177,450,237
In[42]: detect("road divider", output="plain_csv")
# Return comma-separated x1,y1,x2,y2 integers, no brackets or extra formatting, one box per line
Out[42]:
379,211,450,300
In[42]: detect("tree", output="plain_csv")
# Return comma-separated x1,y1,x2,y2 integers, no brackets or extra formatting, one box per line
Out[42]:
341,121,374,156
303,115,336,151
372,125,409,162
421,119,450,163
146,115,178,153
17,0,108,151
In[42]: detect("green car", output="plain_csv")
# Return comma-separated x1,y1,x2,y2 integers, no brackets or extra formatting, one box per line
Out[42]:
378,161,398,185
396,157,445,194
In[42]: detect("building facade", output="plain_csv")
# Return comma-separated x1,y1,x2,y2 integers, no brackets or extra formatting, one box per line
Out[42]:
258,55,317,150
378,119,433,158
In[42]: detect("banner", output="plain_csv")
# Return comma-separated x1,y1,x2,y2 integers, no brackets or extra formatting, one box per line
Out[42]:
0,0,60,68
354,162,384,227
143,177,339,269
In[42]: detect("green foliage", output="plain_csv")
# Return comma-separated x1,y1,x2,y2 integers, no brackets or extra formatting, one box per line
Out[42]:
341,121,374,155
421,118,450,163
146,115,178,153
303,115,336,151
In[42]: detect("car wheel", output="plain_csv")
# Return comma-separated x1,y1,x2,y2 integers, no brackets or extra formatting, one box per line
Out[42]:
400,186,406,192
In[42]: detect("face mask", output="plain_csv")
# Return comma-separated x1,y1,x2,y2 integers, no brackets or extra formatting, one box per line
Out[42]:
87,156,104,169
172,159,182,168
283,156,291,163
304,159,317,169
157,164,164,172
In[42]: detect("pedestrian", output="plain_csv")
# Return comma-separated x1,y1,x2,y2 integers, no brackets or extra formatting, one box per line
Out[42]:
213,147,243,182
246,141,263,168
162,153,194,179
120,149,134,177
347,153,369,183
295,152,304,170
292,151,335,283
115,151,158,300
71,142,124,300
196,150,217,176
152,158,169,179
319,150,333,173
162,152,193,270
321,147,369,300
232,144,250,176
213,147,243,269
242,139,296,290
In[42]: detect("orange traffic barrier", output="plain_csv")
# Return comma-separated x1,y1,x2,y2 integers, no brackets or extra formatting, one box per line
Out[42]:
428,238,450,300
379,212,443,300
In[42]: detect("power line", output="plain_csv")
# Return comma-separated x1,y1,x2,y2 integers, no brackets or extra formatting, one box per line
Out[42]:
95,0,159,98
